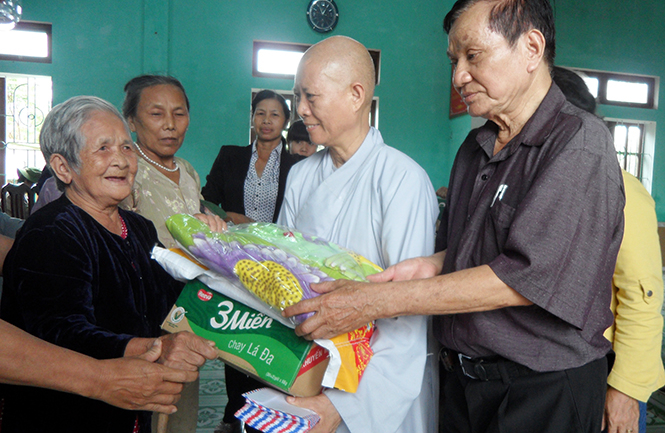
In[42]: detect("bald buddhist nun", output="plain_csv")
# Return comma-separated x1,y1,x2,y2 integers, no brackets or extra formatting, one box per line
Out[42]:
278,36,439,433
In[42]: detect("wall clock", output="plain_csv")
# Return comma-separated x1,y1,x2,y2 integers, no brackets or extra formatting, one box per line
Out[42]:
306,0,339,33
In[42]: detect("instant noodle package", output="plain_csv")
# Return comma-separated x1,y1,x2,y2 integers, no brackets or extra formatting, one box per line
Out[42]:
158,214,380,396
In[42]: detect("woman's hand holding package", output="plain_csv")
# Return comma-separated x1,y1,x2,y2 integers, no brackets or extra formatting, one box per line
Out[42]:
156,331,218,371
193,213,227,233
225,211,255,225
286,393,342,433
93,339,197,414
124,332,217,372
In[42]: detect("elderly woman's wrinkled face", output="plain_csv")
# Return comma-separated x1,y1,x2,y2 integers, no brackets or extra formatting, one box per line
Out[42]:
447,2,531,120
70,111,137,206
128,84,190,158
252,98,287,144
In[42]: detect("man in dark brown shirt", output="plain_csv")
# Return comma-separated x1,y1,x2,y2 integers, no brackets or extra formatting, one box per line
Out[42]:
284,1,625,432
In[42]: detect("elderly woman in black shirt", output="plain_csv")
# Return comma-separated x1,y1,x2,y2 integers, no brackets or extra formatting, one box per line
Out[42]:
0,96,224,433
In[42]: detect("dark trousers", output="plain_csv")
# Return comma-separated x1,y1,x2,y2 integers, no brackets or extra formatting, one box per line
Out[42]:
223,364,263,433
440,355,607,433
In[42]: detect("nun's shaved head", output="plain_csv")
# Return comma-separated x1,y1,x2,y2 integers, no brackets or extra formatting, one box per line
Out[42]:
300,36,375,108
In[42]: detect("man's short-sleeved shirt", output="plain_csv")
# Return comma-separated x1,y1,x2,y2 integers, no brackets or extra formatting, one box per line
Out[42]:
434,84,625,372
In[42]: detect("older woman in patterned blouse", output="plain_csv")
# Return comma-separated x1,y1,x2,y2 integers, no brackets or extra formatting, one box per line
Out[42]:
120,74,203,249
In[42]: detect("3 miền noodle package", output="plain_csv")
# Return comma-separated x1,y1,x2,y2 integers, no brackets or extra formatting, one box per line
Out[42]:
162,214,379,394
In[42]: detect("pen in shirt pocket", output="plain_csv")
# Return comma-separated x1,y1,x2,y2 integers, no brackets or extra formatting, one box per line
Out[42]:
491,184,508,207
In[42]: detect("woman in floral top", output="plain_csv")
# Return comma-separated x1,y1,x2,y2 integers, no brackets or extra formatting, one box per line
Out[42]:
120,74,202,249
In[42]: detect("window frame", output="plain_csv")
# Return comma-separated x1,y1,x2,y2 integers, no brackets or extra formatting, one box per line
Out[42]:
0,20,52,64
252,41,309,81
571,68,657,109
252,40,381,85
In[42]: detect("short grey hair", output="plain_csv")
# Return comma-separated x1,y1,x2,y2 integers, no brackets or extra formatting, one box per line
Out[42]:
40,95,131,190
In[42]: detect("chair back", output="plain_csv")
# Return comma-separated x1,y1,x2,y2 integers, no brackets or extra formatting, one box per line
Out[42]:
1,182,36,218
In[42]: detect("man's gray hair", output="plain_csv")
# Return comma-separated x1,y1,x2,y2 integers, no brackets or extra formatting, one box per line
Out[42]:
40,95,131,190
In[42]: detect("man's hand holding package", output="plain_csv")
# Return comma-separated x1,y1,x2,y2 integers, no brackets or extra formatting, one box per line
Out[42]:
283,253,444,340
282,279,382,340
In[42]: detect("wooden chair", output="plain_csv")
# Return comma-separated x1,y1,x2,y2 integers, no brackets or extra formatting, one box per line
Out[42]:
1,182,36,219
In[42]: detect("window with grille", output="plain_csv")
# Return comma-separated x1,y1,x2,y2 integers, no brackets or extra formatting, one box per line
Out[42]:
564,67,658,193
0,74,52,185
607,120,645,180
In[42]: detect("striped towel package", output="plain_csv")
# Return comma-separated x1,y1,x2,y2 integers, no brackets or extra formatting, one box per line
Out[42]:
235,388,320,433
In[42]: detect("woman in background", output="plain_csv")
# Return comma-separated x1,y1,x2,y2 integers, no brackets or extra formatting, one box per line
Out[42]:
287,120,318,157
120,74,203,249
202,90,301,225
202,90,300,433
